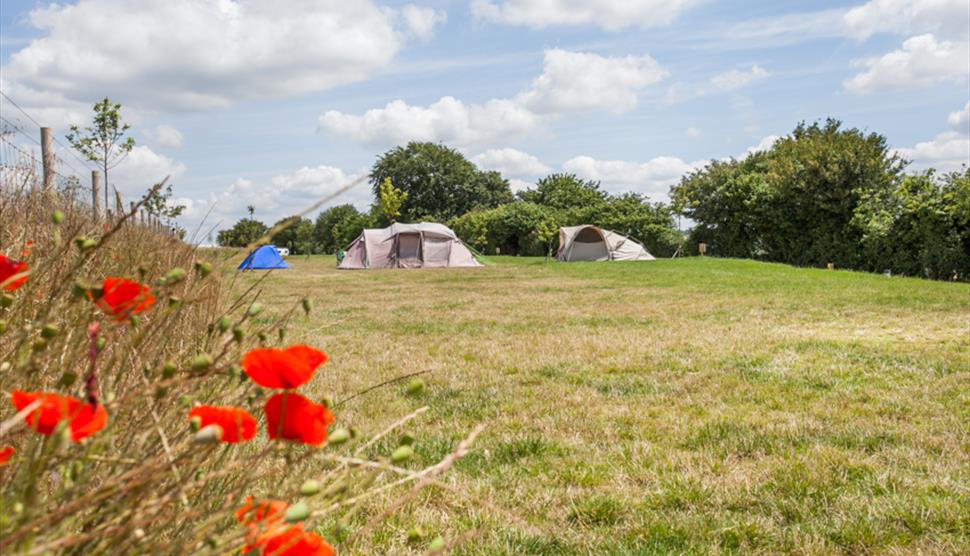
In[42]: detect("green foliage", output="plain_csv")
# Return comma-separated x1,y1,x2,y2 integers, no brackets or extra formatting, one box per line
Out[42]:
370,142,513,222
271,216,315,255
314,204,372,254
377,177,408,223
671,118,965,279
452,174,682,257
216,218,268,247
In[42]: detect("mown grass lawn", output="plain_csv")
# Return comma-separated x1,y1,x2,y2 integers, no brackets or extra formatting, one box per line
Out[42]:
237,255,969,555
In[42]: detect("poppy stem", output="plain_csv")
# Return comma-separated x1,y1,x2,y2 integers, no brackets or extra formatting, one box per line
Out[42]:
85,322,100,406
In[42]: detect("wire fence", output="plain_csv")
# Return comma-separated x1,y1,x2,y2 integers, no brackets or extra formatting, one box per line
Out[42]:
0,91,173,233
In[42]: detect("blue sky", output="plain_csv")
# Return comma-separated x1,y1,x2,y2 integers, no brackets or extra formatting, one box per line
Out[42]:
1,0,967,240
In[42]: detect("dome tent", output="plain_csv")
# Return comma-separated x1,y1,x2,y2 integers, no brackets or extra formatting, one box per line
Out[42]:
338,222,482,269
557,225,655,262
238,245,290,270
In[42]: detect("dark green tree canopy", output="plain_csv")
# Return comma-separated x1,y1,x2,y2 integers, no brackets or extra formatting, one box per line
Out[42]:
518,173,607,211
271,216,314,255
314,204,372,254
370,142,513,222
216,218,268,248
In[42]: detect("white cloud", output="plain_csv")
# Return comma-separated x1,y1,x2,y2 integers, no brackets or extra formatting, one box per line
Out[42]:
319,97,539,148
2,0,432,111
401,4,447,41
147,124,184,149
742,135,780,158
843,0,970,41
561,155,700,199
686,127,702,138
178,165,371,241
948,101,970,132
896,131,970,172
517,49,668,113
320,49,667,147
471,0,694,31
844,34,970,93
710,64,769,91
471,148,551,177
111,145,186,197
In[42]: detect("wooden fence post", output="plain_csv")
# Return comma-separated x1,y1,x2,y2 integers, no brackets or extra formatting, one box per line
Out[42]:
40,127,54,193
114,188,124,219
91,171,101,220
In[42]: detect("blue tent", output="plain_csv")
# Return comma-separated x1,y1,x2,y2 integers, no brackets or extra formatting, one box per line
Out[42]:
238,245,290,270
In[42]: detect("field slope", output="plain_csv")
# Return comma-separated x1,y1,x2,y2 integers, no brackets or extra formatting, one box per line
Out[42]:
243,256,969,555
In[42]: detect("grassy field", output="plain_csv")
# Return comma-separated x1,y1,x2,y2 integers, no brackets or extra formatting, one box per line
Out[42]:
238,255,969,555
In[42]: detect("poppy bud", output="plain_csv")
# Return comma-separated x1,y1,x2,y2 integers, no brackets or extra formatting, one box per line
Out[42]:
32,339,47,352
75,237,97,251
70,460,84,480
391,445,413,463
429,536,445,551
0,321,6,334
205,536,218,549
168,296,181,308
52,210,65,224
350,427,360,438
406,378,425,395
194,261,213,278
229,364,242,380
321,396,334,409
247,303,263,317
278,327,286,342
232,327,244,342
162,362,177,379
193,424,223,443
217,316,231,333
190,415,202,432
300,479,321,495
41,324,59,338
58,371,77,387
159,268,186,286
191,354,213,371
258,332,268,344
328,428,350,445
301,297,312,315
0,294,13,308
284,502,309,523
96,337,106,352
399,433,415,446
178,395,191,407
155,387,168,400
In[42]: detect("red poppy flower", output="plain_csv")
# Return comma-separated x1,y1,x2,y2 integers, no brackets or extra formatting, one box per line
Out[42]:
264,393,333,445
242,345,328,389
188,406,257,443
92,277,156,322
11,391,108,442
0,254,29,291
236,497,289,526
0,446,13,465
251,525,335,556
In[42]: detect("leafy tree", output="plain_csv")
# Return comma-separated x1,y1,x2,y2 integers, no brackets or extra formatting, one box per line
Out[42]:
451,202,558,256
66,98,136,212
518,173,607,212
271,216,315,255
314,204,371,254
594,194,683,257
377,177,407,223
216,218,268,248
370,142,512,222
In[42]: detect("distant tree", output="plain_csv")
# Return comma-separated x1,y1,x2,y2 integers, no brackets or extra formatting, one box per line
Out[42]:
518,173,607,212
377,177,407,223
66,98,136,212
271,216,315,255
451,202,558,256
314,204,371,253
216,218,268,248
594,193,683,257
370,142,512,222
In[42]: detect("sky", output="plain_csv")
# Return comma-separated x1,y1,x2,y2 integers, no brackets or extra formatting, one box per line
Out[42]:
1,0,968,242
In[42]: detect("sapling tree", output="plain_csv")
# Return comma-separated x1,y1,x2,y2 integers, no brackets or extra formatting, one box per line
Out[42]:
377,177,407,223
66,98,136,212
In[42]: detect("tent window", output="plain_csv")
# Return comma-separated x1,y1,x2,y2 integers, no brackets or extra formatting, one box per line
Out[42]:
574,227,604,243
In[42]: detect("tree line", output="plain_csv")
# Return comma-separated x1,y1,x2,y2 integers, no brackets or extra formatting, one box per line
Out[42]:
217,120,968,280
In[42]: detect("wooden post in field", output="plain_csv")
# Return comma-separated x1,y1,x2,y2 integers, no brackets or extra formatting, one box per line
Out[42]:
114,189,124,223
92,171,102,220
40,127,54,193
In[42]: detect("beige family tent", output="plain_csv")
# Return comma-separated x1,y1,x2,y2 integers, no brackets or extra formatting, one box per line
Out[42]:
338,222,483,269
557,225,655,262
